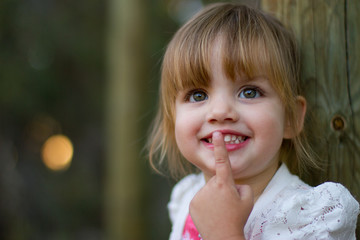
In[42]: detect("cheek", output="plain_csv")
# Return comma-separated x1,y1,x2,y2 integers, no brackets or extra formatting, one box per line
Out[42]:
174,121,192,161
251,104,287,138
174,109,202,154
174,112,191,151
174,118,184,146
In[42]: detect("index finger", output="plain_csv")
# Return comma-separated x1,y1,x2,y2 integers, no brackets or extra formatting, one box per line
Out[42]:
212,131,234,184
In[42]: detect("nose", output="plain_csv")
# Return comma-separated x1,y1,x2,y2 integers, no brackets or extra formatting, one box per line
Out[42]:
206,96,239,123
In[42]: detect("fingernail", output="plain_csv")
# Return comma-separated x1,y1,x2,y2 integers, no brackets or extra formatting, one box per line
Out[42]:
213,131,222,140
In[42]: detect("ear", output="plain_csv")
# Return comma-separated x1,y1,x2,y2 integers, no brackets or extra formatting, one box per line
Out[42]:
284,96,307,139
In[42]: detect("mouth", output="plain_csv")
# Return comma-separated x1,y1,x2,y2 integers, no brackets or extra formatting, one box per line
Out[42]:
202,134,248,144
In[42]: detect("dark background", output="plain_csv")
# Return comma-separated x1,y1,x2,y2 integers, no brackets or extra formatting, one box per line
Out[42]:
0,0,212,239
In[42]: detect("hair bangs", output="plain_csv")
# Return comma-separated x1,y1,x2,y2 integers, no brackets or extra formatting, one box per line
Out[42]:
219,9,293,103
172,37,213,92
221,32,270,83
162,16,231,96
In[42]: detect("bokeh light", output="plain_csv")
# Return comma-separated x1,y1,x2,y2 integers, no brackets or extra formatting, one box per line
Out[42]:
41,134,74,171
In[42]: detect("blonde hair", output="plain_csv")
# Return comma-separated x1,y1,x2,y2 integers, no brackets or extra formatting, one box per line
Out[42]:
148,3,317,180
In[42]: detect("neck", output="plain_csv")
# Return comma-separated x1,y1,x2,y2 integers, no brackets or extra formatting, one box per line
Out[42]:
234,162,280,202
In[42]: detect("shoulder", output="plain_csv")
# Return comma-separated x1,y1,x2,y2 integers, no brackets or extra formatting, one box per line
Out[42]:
169,173,205,204
264,182,359,239
167,173,205,224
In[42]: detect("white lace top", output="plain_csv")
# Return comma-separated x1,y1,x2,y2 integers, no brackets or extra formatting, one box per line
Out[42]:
168,164,359,240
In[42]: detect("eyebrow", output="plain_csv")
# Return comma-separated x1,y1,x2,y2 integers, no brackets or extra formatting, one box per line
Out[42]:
234,74,268,84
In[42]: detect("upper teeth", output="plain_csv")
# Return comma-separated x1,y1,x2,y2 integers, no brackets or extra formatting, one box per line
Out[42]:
207,134,246,144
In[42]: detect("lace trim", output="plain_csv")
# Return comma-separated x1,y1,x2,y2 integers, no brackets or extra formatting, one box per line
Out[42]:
246,183,359,240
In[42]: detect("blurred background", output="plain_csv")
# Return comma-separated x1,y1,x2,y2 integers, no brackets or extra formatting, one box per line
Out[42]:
0,0,258,239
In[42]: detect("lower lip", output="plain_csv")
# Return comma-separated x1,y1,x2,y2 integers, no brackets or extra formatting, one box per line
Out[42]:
202,139,248,152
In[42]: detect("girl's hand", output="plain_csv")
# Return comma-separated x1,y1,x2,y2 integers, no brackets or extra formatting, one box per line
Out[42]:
189,131,254,240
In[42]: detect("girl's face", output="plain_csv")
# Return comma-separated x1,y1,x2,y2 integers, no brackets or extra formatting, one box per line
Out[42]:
174,40,292,184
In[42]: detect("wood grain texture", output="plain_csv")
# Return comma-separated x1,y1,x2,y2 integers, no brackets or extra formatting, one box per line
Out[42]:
347,0,360,196
261,0,360,236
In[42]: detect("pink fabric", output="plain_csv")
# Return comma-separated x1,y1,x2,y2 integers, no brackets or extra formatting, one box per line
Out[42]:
182,214,202,240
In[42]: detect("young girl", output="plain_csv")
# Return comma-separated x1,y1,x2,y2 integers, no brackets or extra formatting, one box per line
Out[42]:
148,3,359,240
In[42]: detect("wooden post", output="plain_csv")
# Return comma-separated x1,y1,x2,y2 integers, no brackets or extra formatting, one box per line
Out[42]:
261,0,360,236
104,0,147,239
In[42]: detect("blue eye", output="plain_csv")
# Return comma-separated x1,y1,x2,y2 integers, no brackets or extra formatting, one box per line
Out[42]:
187,90,208,102
239,88,261,99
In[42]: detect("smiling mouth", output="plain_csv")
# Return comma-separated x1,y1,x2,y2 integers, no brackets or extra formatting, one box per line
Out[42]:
203,134,248,144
